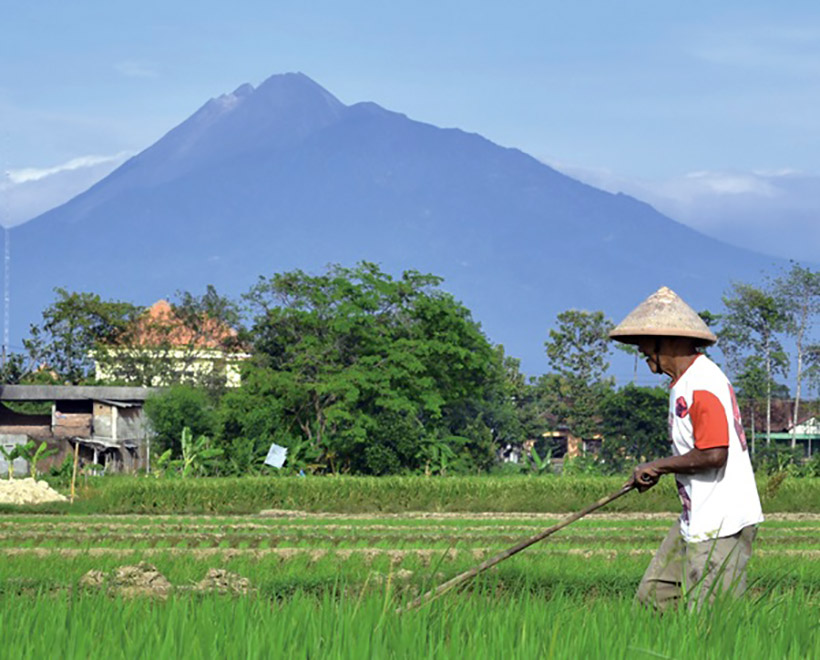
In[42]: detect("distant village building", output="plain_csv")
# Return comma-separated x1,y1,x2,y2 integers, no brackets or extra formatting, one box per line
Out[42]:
541,428,602,464
760,414,820,458
500,427,602,469
94,300,250,388
0,385,158,475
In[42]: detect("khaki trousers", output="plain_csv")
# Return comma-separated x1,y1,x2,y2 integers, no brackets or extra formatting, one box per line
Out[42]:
635,521,757,612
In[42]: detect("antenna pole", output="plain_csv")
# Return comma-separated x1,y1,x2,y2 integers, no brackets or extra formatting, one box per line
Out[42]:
3,226,9,367
1,136,9,367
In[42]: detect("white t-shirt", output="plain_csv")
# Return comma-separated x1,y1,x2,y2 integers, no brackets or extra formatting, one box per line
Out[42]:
669,355,764,542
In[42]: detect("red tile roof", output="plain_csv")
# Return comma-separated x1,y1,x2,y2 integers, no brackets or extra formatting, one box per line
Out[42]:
123,300,238,350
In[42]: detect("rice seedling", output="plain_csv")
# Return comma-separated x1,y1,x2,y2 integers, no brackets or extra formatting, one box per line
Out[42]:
1,481,818,659
0,585,818,659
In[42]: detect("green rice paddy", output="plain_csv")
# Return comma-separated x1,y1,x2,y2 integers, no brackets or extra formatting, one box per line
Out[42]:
0,507,819,658
22,474,820,514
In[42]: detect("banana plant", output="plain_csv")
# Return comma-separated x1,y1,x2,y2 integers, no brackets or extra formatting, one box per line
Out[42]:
180,427,223,478
530,446,552,475
0,443,26,480
19,441,59,479
154,448,176,478
281,437,324,474
417,436,457,476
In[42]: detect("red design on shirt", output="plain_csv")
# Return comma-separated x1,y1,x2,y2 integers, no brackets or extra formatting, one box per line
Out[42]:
675,396,689,418
728,384,747,451
676,478,691,523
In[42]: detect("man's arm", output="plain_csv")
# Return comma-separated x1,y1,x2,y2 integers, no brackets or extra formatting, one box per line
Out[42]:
628,447,728,492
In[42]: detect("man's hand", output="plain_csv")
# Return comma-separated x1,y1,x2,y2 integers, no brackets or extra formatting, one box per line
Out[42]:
628,462,662,493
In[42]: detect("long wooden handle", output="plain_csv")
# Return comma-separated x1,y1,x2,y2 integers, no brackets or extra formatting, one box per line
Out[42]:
398,483,635,613
70,441,80,504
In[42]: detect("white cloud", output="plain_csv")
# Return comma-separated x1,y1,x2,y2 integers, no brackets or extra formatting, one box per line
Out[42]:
1,152,130,227
115,60,159,79
681,171,779,197
546,159,820,263
7,153,130,184
689,25,820,75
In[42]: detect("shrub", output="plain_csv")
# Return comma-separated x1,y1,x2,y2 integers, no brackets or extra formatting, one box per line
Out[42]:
752,444,804,476
144,386,216,457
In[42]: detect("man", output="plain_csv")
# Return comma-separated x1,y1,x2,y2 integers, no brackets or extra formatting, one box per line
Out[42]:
610,286,763,611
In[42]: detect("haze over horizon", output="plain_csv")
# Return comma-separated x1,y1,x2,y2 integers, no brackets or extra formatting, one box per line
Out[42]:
2,2,820,262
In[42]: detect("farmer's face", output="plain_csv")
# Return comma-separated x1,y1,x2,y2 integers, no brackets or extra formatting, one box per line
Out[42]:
636,338,663,374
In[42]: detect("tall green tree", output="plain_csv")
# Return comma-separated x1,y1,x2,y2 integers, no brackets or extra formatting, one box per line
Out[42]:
543,310,614,439
0,353,30,384
503,351,549,449
733,355,768,455
25,288,141,384
225,262,516,474
144,386,217,457
774,263,820,448
599,384,669,473
721,282,789,445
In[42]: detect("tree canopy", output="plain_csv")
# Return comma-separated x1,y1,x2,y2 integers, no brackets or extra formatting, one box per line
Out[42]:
219,263,516,473
12,261,820,476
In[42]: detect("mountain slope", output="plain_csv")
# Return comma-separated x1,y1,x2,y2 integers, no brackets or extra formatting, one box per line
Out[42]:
12,73,782,374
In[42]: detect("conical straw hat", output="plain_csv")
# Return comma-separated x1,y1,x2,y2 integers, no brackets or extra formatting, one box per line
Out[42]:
609,286,717,346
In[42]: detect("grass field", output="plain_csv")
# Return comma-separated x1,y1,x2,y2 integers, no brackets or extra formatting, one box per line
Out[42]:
1,506,819,658
15,473,820,514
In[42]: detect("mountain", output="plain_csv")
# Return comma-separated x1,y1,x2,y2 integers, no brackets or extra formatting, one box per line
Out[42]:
11,73,783,375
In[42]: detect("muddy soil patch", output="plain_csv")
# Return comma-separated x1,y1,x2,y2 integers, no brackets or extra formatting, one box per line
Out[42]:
194,569,251,595
80,561,172,598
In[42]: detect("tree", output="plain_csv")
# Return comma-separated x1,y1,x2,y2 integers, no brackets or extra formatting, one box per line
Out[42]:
697,309,722,363
774,263,820,448
803,344,820,409
0,353,30,384
599,385,669,473
721,282,789,445
733,356,768,456
225,262,517,474
144,386,217,457
25,289,141,384
543,310,614,439
503,351,550,449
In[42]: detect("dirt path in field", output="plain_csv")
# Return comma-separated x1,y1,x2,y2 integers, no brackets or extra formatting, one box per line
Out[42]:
2,512,819,523
2,546,818,560
256,509,683,520
257,510,820,521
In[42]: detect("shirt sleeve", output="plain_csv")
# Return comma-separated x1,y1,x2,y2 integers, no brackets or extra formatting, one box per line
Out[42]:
690,390,730,449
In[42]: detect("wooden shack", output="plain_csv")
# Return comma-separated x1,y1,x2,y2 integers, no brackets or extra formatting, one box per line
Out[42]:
0,385,159,474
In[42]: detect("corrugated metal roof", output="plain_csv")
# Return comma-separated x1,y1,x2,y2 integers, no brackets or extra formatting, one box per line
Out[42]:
0,385,159,402
95,399,141,408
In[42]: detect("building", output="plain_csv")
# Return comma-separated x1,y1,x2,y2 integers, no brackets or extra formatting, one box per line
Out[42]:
94,299,250,387
757,415,820,458
0,385,159,475
500,427,602,470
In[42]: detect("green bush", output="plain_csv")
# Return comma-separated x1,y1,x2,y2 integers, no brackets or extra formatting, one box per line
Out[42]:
752,444,804,475
144,386,216,457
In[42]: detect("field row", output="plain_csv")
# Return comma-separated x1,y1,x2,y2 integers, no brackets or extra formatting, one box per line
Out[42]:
1,532,820,552
0,514,818,594
22,474,820,514
2,509,819,659
0,514,817,549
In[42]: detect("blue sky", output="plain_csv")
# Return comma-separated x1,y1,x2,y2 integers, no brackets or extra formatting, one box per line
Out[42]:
2,1,820,258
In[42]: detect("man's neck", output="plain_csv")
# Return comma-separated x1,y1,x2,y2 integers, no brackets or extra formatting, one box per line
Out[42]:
665,353,699,383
